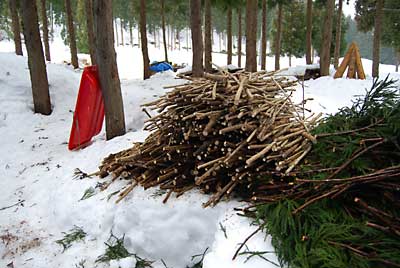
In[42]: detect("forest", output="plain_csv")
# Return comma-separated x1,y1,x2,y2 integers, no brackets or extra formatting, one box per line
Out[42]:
0,1,399,268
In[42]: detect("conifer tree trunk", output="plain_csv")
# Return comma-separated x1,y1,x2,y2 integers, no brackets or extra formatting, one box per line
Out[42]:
372,0,384,78
8,0,23,56
65,0,78,68
138,26,140,48
161,0,168,62
120,19,124,45
140,0,150,79
171,28,174,50
176,30,180,50
319,0,335,76
245,0,257,72
186,28,189,51
114,18,119,46
396,49,399,72
39,0,51,61
306,0,312,64
204,0,212,72
333,0,343,69
261,0,267,70
50,3,54,41
227,7,232,65
20,0,51,115
237,6,242,68
85,0,96,66
129,21,133,46
190,0,203,77
274,3,283,71
93,0,126,140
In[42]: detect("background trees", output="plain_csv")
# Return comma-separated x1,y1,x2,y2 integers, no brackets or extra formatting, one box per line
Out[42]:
8,0,22,56
20,0,52,115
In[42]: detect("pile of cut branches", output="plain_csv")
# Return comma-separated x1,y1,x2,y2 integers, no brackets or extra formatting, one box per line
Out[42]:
241,77,400,267
87,70,321,206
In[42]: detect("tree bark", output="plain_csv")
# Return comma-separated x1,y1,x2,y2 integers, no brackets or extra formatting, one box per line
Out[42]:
176,30,180,50
238,6,242,68
261,0,267,70
306,0,312,64
39,0,51,61
319,0,335,76
140,0,151,79
372,0,384,78
65,0,78,68
227,7,232,65
20,0,51,115
274,3,283,71
333,0,343,69
114,18,119,46
186,27,189,51
129,21,133,46
8,0,23,56
120,19,124,45
204,0,212,72
396,49,399,72
85,0,96,66
93,0,126,140
161,0,168,62
245,0,257,72
190,0,203,77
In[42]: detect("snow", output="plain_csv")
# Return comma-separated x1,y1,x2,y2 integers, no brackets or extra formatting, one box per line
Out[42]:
1,32,399,268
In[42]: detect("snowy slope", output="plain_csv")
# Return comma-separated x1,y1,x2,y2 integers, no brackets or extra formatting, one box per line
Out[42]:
0,36,399,268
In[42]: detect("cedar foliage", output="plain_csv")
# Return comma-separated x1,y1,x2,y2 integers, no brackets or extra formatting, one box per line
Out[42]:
248,77,400,268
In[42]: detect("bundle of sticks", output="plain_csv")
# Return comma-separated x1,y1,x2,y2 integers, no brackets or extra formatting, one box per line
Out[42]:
93,70,321,206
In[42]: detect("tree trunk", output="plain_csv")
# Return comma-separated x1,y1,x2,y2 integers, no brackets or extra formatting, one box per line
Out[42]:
129,21,133,46
274,3,283,71
190,0,203,77
140,0,150,79
120,19,124,45
186,27,189,51
245,0,257,72
161,0,168,62
289,54,292,67
8,0,23,56
372,0,384,78
85,0,96,66
176,30,180,50
114,19,119,46
170,26,175,50
93,0,126,140
153,25,157,48
306,0,312,64
319,0,335,76
138,25,140,48
65,0,78,68
333,0,343,69
227,7,232,65
238,6,242,68
396,49,399,72
39,0,51,61
20,0,51,115
204,0,212,72
50,2,54,41
261,0,267,70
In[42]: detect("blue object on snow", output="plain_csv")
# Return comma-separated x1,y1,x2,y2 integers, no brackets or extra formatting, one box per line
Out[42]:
149,61,173,72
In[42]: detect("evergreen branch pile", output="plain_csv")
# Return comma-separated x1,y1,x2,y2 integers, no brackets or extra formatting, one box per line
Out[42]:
88,70,321,206
242,76,400,267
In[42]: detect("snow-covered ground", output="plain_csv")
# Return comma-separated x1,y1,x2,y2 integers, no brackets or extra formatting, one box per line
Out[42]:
0,34,399,268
